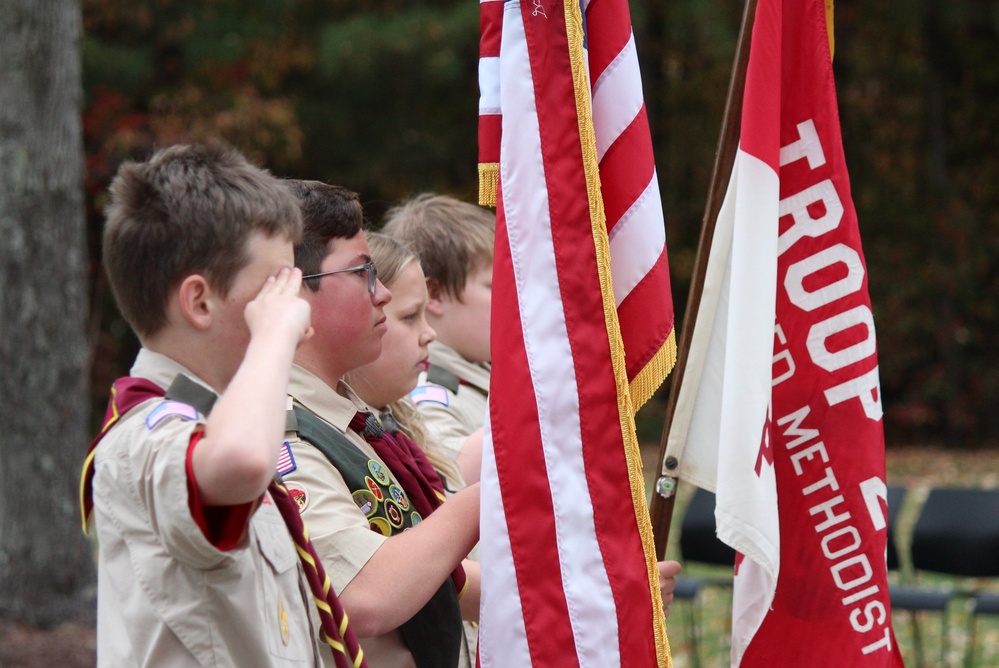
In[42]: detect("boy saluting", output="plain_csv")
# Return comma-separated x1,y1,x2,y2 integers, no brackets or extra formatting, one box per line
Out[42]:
82,144,362,667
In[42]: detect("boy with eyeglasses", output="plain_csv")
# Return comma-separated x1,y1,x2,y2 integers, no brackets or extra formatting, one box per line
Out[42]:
280,180,481,668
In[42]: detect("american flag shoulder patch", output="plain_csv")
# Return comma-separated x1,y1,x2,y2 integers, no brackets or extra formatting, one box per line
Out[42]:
276,441,297,476
409,385,450,407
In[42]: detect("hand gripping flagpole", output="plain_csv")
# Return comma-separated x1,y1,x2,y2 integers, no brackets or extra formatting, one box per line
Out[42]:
649,0,758,560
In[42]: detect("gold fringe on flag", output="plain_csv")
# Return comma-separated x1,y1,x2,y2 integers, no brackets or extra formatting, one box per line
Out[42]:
629,328,678,414
562,1,671,665
478,162,499,208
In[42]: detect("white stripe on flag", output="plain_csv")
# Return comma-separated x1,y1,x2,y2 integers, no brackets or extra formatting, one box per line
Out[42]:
477,412,532,666
478,56,501,114
591,32,644,161
608,174,667,306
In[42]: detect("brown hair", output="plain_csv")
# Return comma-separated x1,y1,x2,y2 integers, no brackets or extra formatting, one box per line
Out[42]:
381,193,494,300
285,179,364,292
102,143,301,339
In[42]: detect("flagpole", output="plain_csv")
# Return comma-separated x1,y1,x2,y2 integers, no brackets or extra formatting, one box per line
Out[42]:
649,0,758,560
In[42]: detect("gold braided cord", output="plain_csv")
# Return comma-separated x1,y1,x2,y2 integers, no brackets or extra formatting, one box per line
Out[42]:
628,328,678,413
562,2,670,665
314,597,333,615
321,632,346,653
296,544,316,566
352,649,366,668
80,449,99,533
478,163,499,207
81,386,122,533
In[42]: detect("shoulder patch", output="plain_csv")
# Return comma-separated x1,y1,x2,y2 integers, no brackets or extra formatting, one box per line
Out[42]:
146,400,200,430
409,385,450,407
276,441,297,476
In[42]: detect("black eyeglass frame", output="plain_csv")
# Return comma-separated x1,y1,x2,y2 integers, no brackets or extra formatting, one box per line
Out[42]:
302,261,377,295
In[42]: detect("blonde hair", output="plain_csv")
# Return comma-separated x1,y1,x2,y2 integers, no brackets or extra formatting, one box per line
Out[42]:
349,232,464,487
381,193,494,300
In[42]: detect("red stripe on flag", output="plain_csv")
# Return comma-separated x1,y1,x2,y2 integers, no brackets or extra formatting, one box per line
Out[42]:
617,252,675,376
478,113,502,165
480,0,504,56
599,106,656,232
583,0,634,81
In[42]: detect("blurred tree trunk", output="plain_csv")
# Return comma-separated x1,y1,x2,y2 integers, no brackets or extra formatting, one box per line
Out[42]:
0,0,94,624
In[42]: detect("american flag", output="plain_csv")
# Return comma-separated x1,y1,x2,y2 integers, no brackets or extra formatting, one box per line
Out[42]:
478,1,674,665
276,440,297,477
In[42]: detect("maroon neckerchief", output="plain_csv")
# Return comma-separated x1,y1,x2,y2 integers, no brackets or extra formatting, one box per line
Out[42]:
350,411,469,595
81,376,367,668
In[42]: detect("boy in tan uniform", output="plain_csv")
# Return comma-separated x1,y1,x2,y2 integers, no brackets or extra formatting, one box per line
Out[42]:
85,144,353,666
280,181,480,668
381,194,494,484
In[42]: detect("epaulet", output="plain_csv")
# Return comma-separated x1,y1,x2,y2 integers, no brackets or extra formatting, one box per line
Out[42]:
284,395,299,434
146,374,217,430
426,364,461,393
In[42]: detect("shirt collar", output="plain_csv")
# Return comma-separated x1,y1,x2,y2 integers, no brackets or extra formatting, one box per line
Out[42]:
289,364,368,433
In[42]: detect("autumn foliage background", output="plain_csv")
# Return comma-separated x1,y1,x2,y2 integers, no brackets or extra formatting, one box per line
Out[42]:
82,0,999,447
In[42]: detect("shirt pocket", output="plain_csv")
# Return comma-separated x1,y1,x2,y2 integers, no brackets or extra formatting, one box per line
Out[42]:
253,514,317,664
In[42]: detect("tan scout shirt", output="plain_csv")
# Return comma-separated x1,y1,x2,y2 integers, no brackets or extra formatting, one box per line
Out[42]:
283,366,415,668
283,365,474,668
92,349,322,667
409,341,490,462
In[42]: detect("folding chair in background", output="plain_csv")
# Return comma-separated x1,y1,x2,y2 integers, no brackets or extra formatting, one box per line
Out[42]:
890,487,999,667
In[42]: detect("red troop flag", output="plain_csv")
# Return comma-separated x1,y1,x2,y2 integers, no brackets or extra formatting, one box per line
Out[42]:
661,0,905,664
477,0,675,665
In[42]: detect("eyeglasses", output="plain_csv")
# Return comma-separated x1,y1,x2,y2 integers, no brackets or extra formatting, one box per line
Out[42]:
302,261,377,296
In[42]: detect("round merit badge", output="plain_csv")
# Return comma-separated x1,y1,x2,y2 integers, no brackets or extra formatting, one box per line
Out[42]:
367,459,391,486
368,517,391,536
284,482,309,512
384,499,404,529
389,485,410,511
364,476,385,500
352,489,378,517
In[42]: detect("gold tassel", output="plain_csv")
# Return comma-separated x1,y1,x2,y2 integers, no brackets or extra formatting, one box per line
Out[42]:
478,163,499,208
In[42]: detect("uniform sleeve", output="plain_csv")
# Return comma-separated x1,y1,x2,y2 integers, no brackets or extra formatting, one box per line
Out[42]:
127,413,239,568
279,437,386,593
185,431,255,551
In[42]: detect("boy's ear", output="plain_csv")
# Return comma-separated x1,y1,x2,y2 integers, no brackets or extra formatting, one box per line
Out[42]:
176,274,215,331
425,279,446,316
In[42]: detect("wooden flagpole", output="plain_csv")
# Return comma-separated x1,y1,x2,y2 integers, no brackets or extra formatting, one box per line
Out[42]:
649,0,759,560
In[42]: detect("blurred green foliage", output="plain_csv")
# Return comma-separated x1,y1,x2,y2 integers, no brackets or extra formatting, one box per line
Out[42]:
82,0,999,444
